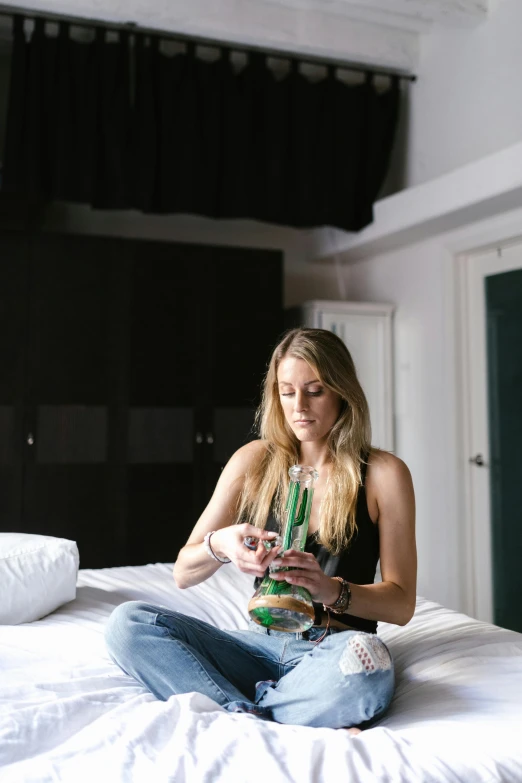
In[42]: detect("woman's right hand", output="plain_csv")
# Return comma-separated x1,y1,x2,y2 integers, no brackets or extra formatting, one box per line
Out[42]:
210,524,281,578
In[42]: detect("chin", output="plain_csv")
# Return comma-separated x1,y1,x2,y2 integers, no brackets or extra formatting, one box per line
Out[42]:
293,430,319,443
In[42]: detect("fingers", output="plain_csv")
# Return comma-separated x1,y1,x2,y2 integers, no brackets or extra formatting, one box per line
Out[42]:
255,537,281,556
234,541,282,578
268,551,324,598
263,544,282,570
270,569,322,597
209,525,280,577
240,523,279,541
236,550,280,578
276,551,316,570
270,570,317,593
270,568,310,581
258,530,280,541
284,574,314,588
270,560,334,603
253,542,281,573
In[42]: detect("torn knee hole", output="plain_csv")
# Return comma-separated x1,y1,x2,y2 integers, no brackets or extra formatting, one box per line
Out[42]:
339,634,392,675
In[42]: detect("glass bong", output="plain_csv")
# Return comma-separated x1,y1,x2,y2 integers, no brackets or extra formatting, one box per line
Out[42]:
247,465,319,632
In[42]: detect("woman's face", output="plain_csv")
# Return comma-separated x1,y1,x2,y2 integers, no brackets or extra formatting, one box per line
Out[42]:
277,356,342,445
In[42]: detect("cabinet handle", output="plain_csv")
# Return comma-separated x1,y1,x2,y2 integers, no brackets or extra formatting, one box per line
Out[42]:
27,433,34,446
206,433,214,445
195,432,203,444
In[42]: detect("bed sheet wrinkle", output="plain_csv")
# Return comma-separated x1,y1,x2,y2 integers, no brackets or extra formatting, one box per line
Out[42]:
2,563,522,783
398,722,522,783
0,670,134,707
1,685,150,764
76,563,253,632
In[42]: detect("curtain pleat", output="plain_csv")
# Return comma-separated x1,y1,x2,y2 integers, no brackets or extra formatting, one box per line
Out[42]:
3,16,27,191
2,14,401,232
132,36,159,212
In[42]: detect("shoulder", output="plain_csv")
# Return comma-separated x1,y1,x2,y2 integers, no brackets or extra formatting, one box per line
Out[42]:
202,439,269,512
231,439,269,466
365,449,415,519
222,439,269,480
366,448,413,487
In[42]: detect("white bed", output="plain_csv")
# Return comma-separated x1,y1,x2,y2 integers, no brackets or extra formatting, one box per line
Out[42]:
2,562,522,783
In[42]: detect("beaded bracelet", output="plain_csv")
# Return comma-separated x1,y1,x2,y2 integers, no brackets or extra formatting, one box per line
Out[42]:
203,531,231,564
323,576,351,615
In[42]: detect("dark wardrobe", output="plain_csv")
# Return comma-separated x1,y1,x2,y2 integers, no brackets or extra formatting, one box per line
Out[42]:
0,229,283,568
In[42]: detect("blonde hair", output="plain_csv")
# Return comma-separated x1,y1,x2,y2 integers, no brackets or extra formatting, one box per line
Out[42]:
236,328,371,554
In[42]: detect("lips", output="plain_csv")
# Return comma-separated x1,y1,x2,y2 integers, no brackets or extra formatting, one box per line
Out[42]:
295,420,314,424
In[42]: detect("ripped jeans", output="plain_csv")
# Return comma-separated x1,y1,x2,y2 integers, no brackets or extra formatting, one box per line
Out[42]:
105,601,395,729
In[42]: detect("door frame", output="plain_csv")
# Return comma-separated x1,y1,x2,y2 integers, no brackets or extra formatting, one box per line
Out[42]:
451,213,522,623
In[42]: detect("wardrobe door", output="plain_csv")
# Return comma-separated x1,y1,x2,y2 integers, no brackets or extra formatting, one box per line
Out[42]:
0,233,29,530
125,241,204,566
21,235,128,568
205,247,284,501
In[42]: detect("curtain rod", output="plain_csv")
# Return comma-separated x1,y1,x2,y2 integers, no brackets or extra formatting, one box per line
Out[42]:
0,4,417,82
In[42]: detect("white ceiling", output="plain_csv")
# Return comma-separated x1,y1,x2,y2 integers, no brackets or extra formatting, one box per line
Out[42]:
262,0,490,31
0,0,494,72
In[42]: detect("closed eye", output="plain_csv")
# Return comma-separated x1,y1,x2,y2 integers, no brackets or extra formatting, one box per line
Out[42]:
281,391,323,397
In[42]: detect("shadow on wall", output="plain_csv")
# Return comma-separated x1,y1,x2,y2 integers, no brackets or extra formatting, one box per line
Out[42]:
284,268,345,309
378,79,411,200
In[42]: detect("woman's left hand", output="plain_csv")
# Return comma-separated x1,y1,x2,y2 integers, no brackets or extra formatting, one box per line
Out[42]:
270,550,341,605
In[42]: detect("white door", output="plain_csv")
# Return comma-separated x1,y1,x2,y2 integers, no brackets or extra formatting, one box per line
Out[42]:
462,242,522,625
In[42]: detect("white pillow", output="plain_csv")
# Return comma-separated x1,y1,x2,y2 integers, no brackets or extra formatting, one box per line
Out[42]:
0,533,79,624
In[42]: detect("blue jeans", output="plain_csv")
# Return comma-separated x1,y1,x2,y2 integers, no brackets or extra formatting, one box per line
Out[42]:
105,601,395,729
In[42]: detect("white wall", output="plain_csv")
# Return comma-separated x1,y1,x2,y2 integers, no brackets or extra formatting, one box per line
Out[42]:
353,0,522,609
408,0,522,186
340,240,462,611
337,200,522,615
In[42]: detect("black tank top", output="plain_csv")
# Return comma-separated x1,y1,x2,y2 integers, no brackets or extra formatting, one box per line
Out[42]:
256,460,380,634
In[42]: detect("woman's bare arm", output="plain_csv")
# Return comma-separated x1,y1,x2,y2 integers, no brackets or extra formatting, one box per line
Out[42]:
173,440,280,589
347,450,417,626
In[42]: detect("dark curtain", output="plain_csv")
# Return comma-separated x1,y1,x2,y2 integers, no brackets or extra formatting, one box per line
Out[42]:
2,15,400,232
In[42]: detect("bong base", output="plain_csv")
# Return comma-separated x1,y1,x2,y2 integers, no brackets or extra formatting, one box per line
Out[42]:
248,594,315,633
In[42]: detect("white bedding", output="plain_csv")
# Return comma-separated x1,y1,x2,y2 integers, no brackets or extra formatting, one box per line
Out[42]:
1,562,522,783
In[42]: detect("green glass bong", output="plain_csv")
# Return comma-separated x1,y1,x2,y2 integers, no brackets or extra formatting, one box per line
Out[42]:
248,465,319,632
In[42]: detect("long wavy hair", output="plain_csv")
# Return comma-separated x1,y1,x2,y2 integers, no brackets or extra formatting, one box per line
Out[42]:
236,327,372,554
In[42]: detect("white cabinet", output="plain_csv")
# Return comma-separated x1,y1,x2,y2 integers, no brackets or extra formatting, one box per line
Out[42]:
300,300,394,451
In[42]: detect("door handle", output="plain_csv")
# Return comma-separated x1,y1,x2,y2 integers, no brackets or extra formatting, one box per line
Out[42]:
195,432,203,444
206,433,214,445
469,453,487,467
27,433,34,446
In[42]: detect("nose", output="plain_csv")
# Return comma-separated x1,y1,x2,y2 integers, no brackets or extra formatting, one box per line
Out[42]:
294,389,308,412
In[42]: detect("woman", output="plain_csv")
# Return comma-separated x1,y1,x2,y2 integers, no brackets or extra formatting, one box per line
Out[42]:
105,328,416,732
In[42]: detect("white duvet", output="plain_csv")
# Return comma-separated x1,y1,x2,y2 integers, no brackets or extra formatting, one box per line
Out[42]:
1,563,522,783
